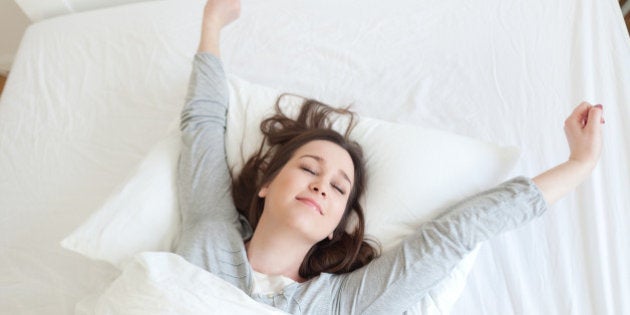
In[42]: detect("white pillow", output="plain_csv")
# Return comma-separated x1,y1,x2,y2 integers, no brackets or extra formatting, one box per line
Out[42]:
62,74,519,314
61,127,181,267
225,76,519,252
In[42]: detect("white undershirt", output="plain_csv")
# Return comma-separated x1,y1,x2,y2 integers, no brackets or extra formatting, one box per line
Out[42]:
251,270,296,295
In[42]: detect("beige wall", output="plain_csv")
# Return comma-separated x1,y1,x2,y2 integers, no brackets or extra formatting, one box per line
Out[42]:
0,1,30,74
14,0,149,22
1,0,151,74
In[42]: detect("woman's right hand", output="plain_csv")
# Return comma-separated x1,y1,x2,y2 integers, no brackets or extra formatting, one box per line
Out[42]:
198,0,240,56
202,0,241,30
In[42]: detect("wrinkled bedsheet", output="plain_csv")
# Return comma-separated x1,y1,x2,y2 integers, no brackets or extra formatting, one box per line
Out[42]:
1,0,629,314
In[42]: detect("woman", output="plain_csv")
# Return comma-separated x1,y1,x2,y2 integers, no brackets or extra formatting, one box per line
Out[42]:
174,0,605,313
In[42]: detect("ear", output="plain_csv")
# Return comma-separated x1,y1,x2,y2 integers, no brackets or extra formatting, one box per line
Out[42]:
258,185,269,198
327,232,334,240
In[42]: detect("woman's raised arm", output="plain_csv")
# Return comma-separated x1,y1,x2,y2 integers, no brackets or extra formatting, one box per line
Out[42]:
174,0,250,280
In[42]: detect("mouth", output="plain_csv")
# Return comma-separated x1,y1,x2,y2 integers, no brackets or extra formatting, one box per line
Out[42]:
296,197,323,215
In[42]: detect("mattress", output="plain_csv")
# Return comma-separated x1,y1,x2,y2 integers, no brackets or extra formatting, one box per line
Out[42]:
1,0,629,314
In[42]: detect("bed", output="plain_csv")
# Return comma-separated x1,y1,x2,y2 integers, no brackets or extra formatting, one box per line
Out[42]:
1,0,629,314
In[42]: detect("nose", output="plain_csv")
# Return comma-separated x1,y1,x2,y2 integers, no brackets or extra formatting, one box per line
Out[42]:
310,182,326,197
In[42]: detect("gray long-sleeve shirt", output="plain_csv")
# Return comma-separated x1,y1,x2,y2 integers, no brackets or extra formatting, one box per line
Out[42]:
174,52,548,314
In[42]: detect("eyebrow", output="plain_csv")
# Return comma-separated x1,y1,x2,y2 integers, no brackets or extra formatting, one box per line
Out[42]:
299,154,353,185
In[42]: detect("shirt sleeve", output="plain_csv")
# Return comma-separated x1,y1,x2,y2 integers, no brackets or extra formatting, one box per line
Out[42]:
176,52,241,228
333,176,548,314
174,52,254,279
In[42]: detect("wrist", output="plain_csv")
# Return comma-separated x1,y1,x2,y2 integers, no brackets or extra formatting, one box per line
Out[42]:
202,16,224,31
201,24,221,38
565,158,595,181
567,157,596,171
197,29,221,56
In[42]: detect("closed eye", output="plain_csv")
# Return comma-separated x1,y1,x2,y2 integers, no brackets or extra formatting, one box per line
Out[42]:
300,166,316,175
301,164,346,195
332,184,346,195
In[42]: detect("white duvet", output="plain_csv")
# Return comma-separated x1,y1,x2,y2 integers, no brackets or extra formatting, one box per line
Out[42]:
76,252,289,315
76,250,479,315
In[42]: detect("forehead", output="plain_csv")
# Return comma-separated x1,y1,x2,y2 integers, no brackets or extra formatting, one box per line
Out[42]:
294,140,354,174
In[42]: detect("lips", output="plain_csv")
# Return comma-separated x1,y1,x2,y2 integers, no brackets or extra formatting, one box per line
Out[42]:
296,197,323,215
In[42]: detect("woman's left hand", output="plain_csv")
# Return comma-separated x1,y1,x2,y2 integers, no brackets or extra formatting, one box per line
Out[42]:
532,101,605,205
564,101,605,170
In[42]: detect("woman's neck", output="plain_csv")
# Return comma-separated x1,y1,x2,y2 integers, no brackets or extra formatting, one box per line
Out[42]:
245,217,312,283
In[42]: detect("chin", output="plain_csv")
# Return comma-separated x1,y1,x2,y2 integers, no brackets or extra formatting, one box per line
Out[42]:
284,215,327,244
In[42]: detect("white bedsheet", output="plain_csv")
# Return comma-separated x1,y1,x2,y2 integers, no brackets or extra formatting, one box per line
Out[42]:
1,0,629,314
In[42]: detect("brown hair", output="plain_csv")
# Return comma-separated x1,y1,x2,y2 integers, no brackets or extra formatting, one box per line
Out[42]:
231,93,380,279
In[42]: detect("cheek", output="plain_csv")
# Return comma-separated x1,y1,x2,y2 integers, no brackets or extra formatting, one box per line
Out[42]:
330,199,349,221
270,169,299,191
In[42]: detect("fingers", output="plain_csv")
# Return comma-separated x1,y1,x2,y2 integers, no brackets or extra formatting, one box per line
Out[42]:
566,102,605,130
566,101,591,129
571,101,591,117
585,104,605,132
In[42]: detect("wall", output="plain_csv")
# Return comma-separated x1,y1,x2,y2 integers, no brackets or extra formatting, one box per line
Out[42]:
0,1,30,74
1,0,150,74
14,0,148,22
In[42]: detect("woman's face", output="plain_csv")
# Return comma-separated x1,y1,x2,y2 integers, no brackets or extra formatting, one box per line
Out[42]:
258,140,355,243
